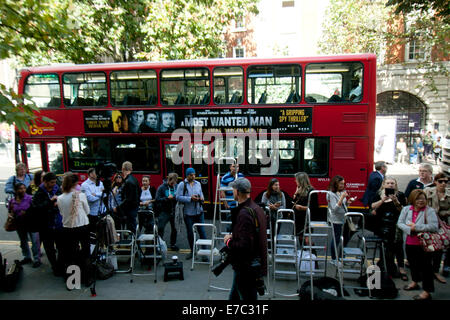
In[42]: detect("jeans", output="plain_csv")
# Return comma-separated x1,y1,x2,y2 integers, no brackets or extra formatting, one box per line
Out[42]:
406,245,434,293
126,208,138,234
16,229,40,262
229,269,257,301
330,223,343,260
158,211,177,246
183,213,206,251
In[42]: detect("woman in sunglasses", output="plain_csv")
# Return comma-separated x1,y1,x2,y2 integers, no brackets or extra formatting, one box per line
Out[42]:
425,172,450,282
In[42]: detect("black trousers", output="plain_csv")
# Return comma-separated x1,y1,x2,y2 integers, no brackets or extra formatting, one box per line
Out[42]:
40,228,64,273
405,245,434,292
88,215,99,234
61,225,90,274
432,248,450,273
157,211,177,246
229,268,257,301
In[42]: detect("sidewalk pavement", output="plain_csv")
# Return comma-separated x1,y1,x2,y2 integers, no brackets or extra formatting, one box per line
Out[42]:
1,239,449,300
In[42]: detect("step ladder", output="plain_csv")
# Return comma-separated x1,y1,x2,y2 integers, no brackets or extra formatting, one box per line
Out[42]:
299,190,336,300
131,209,161,283
272,209,299,297
114,229,135,273
336,212,370,296
212,157,237,241
264,206,273,295
192,222,216,271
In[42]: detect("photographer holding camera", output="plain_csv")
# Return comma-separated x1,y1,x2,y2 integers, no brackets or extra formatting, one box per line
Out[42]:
223,178,267,301
371,176,407,279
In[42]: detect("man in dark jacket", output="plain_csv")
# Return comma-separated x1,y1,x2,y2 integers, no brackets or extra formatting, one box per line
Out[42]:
224,178,267,301
404,162,434,199
156,172,179,251
31,172,63,276
362,161,387,207
114,161,140,233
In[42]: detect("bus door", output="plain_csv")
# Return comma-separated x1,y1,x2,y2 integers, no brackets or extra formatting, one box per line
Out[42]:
23,139,66,175
330,137,369,208
162,140,212,202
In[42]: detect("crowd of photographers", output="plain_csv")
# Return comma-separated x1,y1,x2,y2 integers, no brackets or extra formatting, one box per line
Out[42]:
4,159,450,300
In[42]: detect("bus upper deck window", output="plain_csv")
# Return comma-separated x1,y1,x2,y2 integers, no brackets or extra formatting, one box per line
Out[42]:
213,67,243,105
247,64,301,105
63,72,107,107
305,62,364,104
160,68,210,106
24,74,60,108
110,69,157,106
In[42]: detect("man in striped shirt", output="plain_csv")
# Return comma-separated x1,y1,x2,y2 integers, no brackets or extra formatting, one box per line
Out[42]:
220,163,244,213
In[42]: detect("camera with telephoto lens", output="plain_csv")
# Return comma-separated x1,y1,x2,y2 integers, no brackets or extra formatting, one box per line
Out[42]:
211,246,231,277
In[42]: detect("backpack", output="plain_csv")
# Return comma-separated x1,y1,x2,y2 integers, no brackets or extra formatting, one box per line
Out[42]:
298,277,346,300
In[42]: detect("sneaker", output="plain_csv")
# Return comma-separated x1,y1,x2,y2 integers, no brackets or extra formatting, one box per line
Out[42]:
32,261,42,268
19,258,32,265
330,260,342,268
170,245,179,252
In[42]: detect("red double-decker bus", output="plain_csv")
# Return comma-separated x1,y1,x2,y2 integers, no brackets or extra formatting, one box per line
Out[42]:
15,54,376,215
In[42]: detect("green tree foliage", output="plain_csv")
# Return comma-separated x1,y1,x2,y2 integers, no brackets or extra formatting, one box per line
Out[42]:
319,0,449,93
0,0,259,130
386,0,450,24
318,0,390,59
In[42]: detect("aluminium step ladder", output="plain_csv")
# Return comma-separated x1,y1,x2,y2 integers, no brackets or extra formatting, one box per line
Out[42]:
336,212,371,296
298,190,340,300
192,223,216,271
272,209,299,297
264,206,273,295
213,157,238,241
131,209,161,283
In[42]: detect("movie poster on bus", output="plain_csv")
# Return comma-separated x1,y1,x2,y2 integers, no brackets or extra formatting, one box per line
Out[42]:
84,107,312,134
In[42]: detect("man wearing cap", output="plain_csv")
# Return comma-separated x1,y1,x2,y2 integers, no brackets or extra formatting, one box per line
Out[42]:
224,178,268,301
176,167,207,260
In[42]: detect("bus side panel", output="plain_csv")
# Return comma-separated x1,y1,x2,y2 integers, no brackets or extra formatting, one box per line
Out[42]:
330,137,369,209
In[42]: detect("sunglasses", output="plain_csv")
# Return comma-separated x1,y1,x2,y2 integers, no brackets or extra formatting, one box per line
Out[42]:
437,179,449,184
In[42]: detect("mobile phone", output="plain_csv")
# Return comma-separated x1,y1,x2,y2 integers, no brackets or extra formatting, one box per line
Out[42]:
385,188,395,196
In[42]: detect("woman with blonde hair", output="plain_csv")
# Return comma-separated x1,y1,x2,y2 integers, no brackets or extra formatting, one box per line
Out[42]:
370,176,407,280
292,172,318,236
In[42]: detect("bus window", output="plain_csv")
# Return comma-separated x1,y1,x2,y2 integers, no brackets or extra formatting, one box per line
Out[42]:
247,64,301,105
47,143,64,174
161,68,210,106
213,67,243,104
67,137,112,171
305,62,364,103
248,139,300,175
110,69,157,106
63,72,107,107
24,74,60,108
303,138,329,175
112,138,160,173
25,143,43,172
214,137,245,174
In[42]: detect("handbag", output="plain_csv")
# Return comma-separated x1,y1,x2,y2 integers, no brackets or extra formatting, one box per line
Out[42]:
417,212,450,252
4,214,16,232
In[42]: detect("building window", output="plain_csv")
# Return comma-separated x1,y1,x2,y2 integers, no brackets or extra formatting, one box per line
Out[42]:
234,47,245,58
235,16,244,29
282,1,295,7
406,36,427,61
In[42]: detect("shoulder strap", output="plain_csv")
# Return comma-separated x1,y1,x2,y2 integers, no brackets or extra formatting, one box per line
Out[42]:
183,181,187,196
